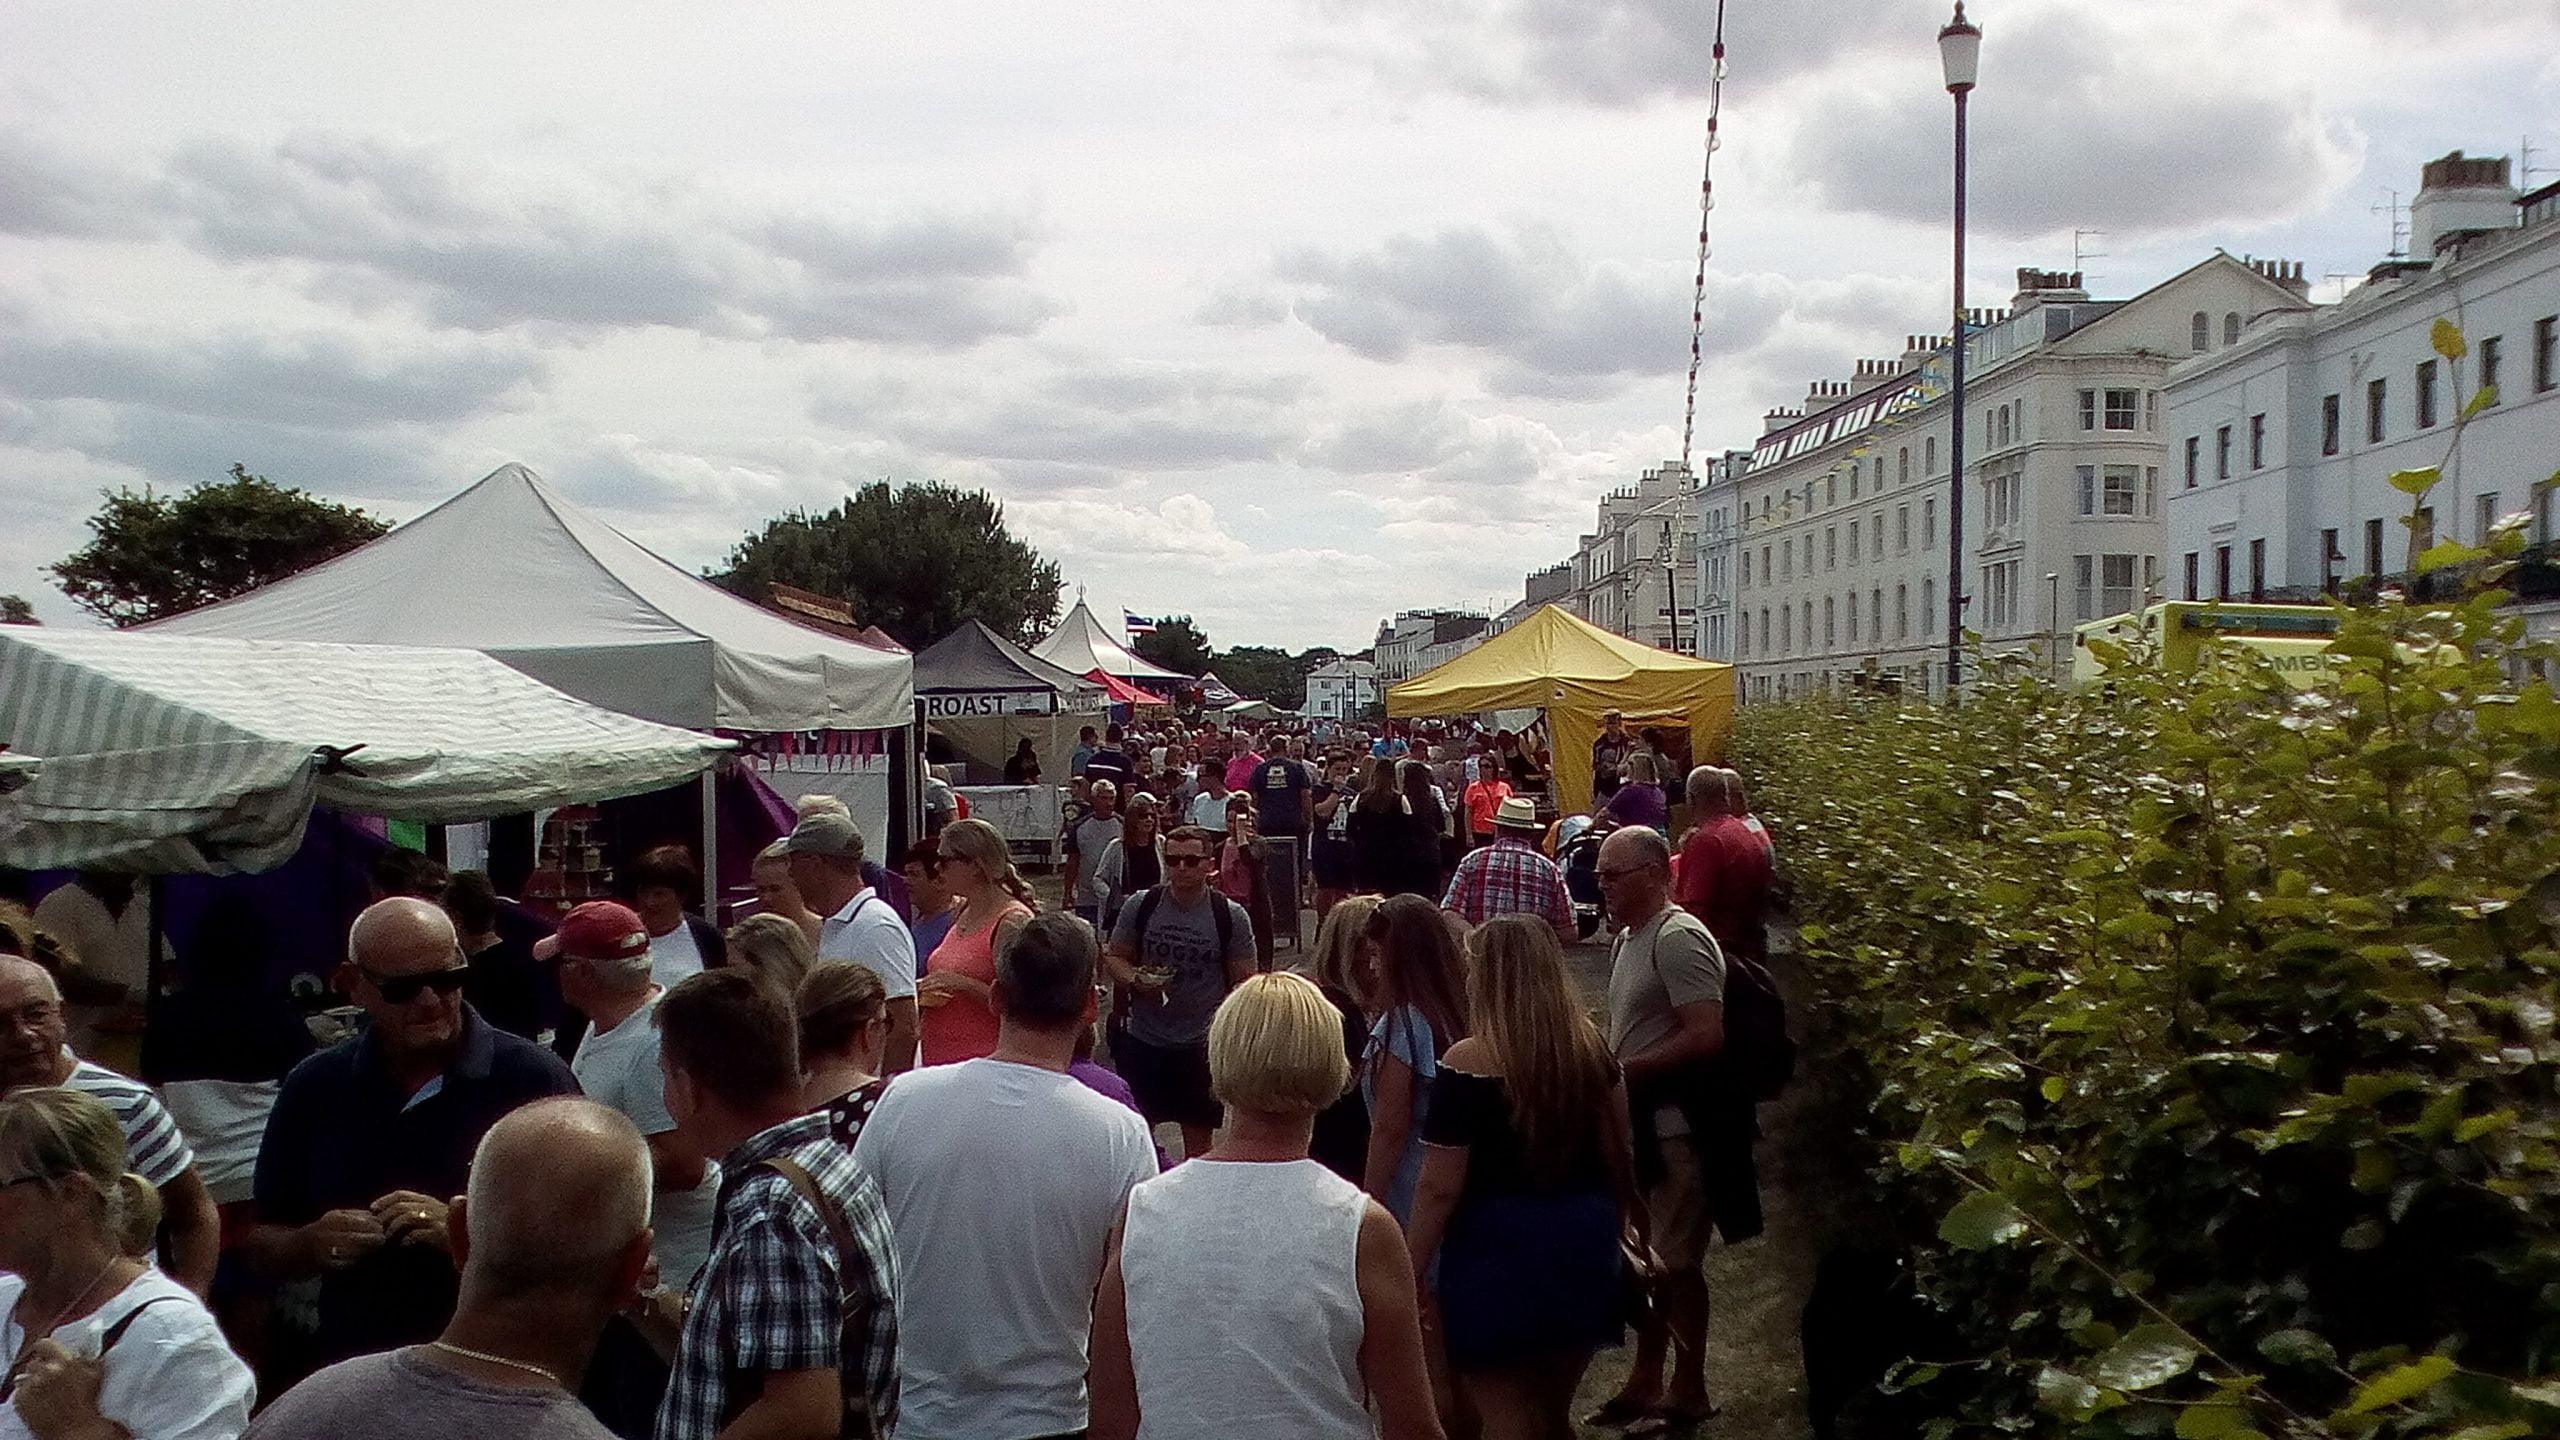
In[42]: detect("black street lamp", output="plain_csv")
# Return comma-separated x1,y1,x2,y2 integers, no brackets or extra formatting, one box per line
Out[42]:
1939,2,1980,696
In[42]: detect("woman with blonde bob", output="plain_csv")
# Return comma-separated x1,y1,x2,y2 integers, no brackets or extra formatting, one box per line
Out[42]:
1405,916,1645,1440
1089,974,1443,1440
726,911,817,997
0,1087,253,1438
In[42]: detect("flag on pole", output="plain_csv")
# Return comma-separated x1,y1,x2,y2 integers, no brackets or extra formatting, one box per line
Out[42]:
1124,612,1158,636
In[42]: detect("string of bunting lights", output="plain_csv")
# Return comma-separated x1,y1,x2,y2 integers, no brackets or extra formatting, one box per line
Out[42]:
1680,0,1732,475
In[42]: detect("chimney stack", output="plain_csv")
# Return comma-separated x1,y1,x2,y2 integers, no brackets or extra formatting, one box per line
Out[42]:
2410,151,2517,258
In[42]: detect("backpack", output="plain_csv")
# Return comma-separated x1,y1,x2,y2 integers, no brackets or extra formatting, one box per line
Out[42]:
749,1157,885,1440
1642,916,1794,1104
1718,953,1797,1103
1130,884,1236,959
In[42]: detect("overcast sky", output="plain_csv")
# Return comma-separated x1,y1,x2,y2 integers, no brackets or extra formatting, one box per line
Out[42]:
4,0,2556,650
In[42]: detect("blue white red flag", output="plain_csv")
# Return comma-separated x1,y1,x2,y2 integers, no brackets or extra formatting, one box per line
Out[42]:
1124,612,1158,635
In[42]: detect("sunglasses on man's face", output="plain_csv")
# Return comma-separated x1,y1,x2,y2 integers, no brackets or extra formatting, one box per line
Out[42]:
360,964,471,1005
1164,853,1212,868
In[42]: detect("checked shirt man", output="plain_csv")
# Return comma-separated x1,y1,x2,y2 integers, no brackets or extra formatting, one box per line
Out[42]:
655,970,899,1440
1440,796,1575,944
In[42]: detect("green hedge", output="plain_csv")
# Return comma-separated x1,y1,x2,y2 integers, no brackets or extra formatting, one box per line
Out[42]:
1733,579,2560,1438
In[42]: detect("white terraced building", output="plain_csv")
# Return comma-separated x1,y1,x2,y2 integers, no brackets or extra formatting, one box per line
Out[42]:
1731,255,2313,699
2161,151,2560,645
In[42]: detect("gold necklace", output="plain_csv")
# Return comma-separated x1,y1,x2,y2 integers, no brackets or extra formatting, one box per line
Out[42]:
427,1340,561,1386
25,1257,120,1342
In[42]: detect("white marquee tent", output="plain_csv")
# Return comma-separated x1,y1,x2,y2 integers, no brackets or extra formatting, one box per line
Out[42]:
1031,600,1187,683
148,464,915,734
0,629,734,874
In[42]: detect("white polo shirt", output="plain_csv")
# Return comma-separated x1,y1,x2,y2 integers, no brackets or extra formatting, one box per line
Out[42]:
819,887,918,998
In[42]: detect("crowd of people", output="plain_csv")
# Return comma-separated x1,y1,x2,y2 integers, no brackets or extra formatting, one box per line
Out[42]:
0,711,1776,1440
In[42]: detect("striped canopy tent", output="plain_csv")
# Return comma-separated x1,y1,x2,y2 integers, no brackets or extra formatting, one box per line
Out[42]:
0,628,734,874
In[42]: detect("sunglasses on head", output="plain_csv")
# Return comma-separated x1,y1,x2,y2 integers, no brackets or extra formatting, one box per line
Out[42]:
361,964,471,1004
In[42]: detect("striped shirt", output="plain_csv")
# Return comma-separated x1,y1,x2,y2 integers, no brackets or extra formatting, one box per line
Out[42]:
65,1057,195,1187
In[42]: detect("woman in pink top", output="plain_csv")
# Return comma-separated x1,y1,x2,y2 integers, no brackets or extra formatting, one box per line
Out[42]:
917,818,1036,1065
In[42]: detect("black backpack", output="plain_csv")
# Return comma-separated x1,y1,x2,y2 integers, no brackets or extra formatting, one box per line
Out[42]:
1643,918,1794,1104
1130,884,1236,958
1718,953,1796,1103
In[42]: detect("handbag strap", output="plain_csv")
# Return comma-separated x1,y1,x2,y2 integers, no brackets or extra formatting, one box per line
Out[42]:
760,1157,882,1440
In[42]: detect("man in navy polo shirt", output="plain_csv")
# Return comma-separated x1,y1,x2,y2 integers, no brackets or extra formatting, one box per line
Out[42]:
246,897,580,1385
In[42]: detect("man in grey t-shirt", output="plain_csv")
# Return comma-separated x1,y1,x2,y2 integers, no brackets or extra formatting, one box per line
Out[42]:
1593,825,1727,1432
1066,780,1124,928
247,1098,654,1440
1102,824,1256,1161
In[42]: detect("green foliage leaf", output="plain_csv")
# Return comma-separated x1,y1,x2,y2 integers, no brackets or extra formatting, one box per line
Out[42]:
2175,1401,2254,1438
2419,540,2485,573
2340,1355,2455,1415
2088,1324,2202,1392
2432,317,2468,361
2258,1328,2339,1368
2388,465,2443,497
2035,1367,2104,1415
2465,384,2500,418
1939,1189,2028,1250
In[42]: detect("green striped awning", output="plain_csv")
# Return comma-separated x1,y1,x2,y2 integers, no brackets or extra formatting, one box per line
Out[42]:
0,628,733,874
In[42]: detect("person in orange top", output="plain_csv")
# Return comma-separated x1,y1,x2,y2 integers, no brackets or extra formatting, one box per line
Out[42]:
916,819,1037,1065
1462,758,1514,850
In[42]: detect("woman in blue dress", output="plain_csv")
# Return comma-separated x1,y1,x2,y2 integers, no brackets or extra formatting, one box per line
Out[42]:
1357,893,1470,1225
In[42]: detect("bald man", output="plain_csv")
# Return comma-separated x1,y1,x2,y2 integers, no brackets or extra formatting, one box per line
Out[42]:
247,1097,651,1439
0,953,221,1293
247,897,580,1384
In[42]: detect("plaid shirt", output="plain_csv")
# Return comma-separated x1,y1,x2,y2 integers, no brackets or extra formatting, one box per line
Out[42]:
1441,834,1574,933
657,1112,901,1440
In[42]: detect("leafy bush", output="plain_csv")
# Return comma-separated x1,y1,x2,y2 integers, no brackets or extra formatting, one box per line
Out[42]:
1735,552,2560,1436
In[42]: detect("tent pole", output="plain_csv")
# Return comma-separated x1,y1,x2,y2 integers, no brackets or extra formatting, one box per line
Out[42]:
699,767,720,925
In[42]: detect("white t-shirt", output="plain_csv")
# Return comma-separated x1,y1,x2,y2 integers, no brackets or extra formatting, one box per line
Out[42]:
1188,792,1230,833
850,1059,1158,1440
157,1078,279,1206
569,993,717,1294
817,889,918,1001
0,1269,253,1440
644,923,705,991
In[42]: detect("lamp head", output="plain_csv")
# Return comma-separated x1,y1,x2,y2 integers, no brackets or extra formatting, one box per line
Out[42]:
1938,2,1982,93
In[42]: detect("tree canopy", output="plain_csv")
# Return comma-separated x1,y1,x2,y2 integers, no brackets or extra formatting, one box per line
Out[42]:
1132,616,1213,677
1133,615,1340,708
48,465,390,627
0,596,35,625
719,480,1062,650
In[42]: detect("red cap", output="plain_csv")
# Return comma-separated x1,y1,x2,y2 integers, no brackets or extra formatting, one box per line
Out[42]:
533,901,649,963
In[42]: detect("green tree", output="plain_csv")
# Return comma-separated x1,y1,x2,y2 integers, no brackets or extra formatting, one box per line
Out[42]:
718,480,1062,650
48,465,391,627
1213,644,1340,709
1133,615,1212,676
0,595,34,625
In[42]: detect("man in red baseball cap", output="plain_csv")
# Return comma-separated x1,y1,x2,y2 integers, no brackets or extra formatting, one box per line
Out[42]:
543,902,718,1317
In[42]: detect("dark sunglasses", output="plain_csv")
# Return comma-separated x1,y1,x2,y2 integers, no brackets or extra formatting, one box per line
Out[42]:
1164,853,1212,868
360,965,471,1004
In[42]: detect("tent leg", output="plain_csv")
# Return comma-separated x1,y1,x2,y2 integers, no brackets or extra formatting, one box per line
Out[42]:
699,768,720,925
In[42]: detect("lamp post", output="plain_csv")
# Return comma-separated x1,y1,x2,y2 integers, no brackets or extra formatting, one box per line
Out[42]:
1939,2,1980,697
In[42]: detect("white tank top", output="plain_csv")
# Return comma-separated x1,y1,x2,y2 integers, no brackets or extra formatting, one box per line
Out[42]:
1119,1157,1372,1440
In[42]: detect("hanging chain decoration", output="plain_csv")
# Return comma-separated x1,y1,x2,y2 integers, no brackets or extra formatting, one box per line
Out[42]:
1681,0,1732,476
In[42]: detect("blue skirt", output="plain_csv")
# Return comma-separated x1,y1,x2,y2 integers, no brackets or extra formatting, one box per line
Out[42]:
1436,1187,1625,1371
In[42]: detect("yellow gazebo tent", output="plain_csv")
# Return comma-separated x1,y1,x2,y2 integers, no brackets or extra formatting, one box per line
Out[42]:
1386,605,1737,814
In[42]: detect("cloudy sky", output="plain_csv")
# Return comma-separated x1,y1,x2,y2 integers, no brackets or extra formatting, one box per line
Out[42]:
4,0,2556,650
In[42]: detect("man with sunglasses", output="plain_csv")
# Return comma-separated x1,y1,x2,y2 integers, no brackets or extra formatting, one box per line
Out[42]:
1103,825,1257,1163
247,896,579,1387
